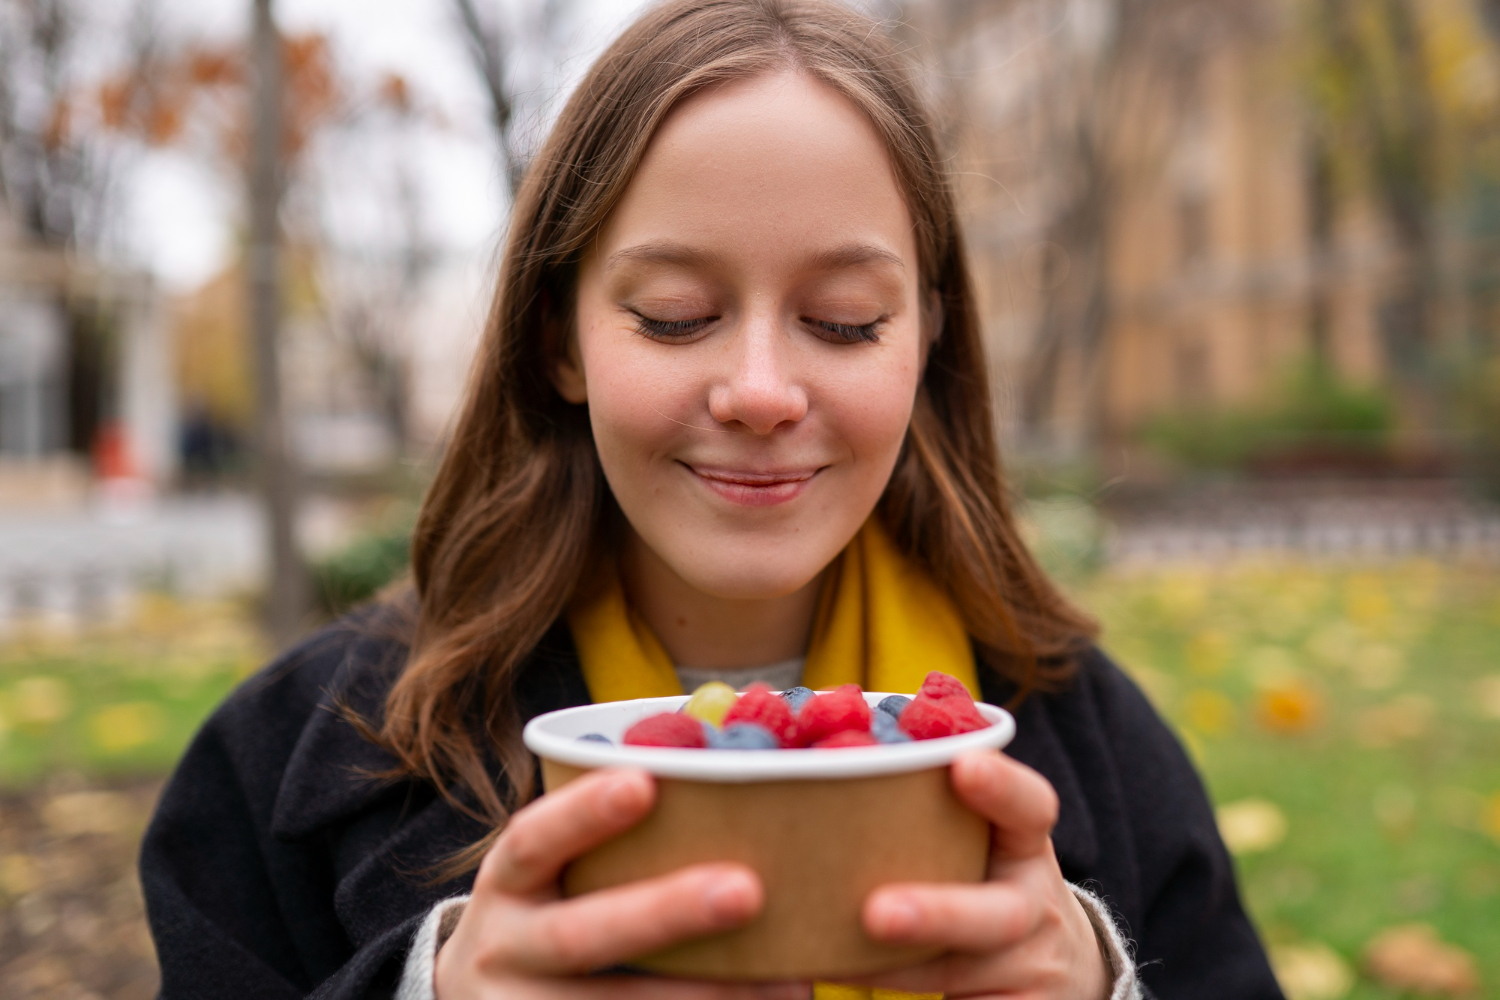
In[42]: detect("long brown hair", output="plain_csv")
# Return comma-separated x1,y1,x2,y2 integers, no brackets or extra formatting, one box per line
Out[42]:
372,0,1096,870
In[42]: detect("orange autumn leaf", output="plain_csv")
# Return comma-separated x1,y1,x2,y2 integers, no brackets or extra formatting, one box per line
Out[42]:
43,97,70,151
1363,924,1478,997
187,50,240,88
1256,682,1323,734
378,72,411,114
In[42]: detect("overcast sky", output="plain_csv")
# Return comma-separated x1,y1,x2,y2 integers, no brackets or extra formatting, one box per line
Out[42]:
105,0,650,290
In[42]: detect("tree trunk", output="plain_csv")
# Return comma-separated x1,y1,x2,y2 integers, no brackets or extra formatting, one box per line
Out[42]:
249,0,306,648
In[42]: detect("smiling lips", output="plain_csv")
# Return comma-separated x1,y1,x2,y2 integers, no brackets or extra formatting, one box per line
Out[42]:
686,465,820,507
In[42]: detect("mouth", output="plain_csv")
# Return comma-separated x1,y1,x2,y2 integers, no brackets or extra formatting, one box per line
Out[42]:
682,463,822,508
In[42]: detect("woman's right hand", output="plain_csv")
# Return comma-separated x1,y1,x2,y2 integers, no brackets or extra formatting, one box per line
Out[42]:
434,767,805,999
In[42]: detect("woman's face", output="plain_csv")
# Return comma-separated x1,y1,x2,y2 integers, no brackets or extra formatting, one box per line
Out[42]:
562,70,925,601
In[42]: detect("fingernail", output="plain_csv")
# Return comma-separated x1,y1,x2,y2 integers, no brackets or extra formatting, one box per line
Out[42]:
874,895,919,937
702,872,754,921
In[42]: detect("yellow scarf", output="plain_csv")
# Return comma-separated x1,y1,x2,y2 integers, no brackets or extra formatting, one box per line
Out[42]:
569,518,975,1000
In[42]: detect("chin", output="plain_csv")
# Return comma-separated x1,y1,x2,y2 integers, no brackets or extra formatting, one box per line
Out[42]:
675,548,830,602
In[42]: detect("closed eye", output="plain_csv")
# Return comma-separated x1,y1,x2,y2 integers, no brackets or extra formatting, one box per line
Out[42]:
807,318,882,344
634,314,716,340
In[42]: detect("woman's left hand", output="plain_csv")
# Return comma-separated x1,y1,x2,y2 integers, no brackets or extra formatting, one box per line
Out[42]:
853,750,1111,1000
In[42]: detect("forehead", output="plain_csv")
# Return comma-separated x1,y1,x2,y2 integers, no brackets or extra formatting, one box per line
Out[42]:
595,70,917,276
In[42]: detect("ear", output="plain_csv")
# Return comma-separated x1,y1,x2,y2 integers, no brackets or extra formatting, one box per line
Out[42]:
920,288,944,368
550,328,588,404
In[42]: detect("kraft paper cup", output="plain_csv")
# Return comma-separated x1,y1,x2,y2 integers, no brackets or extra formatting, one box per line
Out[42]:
522,692,1015,981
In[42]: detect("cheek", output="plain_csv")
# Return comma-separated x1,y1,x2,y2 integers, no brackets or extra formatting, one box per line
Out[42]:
577,329,699,466
818,346,921,465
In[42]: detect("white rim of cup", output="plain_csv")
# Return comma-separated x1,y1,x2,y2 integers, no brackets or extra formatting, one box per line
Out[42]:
523,692,1016,783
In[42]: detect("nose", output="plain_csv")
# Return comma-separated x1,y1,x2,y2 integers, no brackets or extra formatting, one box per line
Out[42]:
706,315,809,434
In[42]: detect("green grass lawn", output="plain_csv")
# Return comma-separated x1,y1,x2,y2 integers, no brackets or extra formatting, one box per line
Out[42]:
1,562,1496,997
1075,559,1500,997
0,596,261,785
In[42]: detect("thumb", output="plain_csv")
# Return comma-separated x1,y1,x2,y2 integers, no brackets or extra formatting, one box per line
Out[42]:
951,750,1059,860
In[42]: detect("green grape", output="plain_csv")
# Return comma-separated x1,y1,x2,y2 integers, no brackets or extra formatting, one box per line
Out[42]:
682,680,738,727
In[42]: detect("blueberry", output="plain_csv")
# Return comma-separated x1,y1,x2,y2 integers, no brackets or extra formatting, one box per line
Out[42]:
577,733,613,745
780,685,815,713
709,722,780,750
871,711,911,744
875,695,911,720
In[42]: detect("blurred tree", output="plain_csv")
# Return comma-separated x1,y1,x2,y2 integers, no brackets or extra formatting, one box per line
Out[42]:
921,0,1259,451
1299,0,1500,427
247,0,304,648
449,0,572,194
0,0,122,250
94,14,436,644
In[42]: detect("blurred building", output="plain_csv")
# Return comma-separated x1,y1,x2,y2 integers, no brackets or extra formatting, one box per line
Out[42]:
169,246,477,480
927,0,1399,455
0,207,175,505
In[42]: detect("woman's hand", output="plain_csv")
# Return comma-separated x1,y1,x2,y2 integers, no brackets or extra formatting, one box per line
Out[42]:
855,751,1112,1000
434,767,806,999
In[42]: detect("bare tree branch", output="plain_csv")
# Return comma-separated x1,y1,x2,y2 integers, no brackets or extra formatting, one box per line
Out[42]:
448,0,570,194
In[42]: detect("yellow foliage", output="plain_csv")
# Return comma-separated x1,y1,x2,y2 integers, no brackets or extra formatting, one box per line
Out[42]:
89,702,166,754
1184,688,1236,736
1257,681,1323,734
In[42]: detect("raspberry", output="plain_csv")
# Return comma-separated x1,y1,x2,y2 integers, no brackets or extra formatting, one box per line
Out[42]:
897,697,963,740
722,682,797,746
897,694,988,740
792,683,871,747
914,671,987,732
812,729,878,748
919,671,972,702
623,712,709,748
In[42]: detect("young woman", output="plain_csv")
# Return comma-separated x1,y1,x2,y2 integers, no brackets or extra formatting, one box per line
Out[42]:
141,2,1284,998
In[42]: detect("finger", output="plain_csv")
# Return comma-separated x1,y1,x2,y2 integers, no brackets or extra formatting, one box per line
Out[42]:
541,978,809,1000
501,863,765,975
951,751,1058,859
479,768,655,896
863,880,1035,951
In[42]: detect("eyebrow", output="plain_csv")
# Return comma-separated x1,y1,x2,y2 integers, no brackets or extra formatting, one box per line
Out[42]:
604,241,905,273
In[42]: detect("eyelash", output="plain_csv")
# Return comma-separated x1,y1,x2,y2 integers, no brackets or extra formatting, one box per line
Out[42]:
632,314,882,344
635,316,711,339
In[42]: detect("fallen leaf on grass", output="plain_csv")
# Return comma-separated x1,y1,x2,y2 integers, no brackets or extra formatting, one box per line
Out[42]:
1363,924,1478,996
1257,681,1323,734
9,676,72,725
1270,941,1353,1000
88,701,165,753
1483,793,1500,844
1216,798,1287,855
1356,695,1435,748
1475,676,1500,720
1184,689,1235,736
41,791,139,837
0,853,39,897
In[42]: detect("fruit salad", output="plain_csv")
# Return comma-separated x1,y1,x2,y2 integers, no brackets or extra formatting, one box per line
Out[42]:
575,671,992,749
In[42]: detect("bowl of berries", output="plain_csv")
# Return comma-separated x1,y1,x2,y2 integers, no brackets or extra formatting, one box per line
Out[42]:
522,672,1015,981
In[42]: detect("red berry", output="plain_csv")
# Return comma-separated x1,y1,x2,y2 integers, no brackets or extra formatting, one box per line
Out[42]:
813,729,878,748
914,671,988,732
920,671,972,702
722,682,796,746
623,712,708,748
898,696,989,740
793,684,871,747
